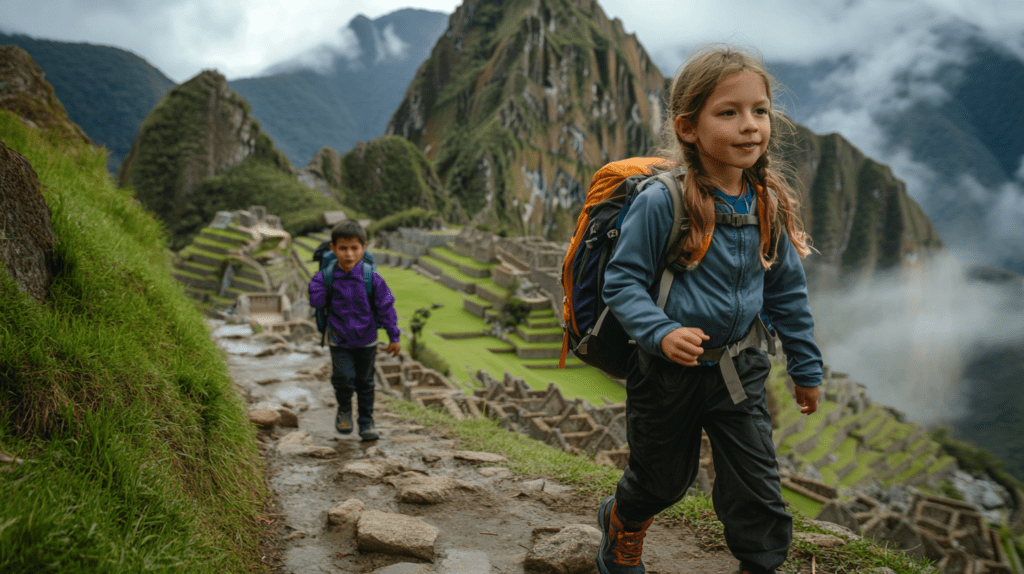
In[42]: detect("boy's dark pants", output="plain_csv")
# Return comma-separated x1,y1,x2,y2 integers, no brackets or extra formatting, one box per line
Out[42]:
614,347,791,573
329,345,378,428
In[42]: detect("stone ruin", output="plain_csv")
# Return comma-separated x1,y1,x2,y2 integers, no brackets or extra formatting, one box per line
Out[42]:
491,234,565,307
450,227,499,265
784,473,1016,573
446,227,566,311
371,354,721,497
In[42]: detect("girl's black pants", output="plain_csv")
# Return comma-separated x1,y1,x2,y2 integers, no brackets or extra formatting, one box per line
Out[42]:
614,347,792,573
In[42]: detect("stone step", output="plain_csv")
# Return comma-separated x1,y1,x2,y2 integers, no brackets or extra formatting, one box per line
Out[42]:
173,272,218,291
189,239,231,255
514,326,563,344
200,230,251,249
463,296,493,318
182,249,225,268
180,261,219,278
514,345,563,360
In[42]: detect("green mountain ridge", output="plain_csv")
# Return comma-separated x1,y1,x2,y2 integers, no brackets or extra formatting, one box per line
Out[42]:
386,0,943,281
0,31,176,172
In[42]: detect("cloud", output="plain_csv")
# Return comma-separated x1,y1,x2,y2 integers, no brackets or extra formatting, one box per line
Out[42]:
810,251,1023,425
1,0,459,82
379,23,408,62
258,27,361,77
607,0,1024,71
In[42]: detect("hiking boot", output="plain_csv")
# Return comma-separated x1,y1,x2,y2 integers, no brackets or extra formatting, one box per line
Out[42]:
739,566,775,574
359,422,379,441
596,496,652,574
335,409,353,434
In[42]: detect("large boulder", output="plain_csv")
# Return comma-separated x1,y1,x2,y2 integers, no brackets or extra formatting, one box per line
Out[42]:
0,140,54,302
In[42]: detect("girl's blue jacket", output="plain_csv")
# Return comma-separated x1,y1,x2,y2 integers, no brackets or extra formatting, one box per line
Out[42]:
603,181,823,387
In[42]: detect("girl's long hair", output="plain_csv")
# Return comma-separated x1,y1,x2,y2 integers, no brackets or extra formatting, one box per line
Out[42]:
654,44,811,269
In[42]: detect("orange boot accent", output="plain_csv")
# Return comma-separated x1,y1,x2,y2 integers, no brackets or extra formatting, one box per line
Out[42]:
608,502,653,566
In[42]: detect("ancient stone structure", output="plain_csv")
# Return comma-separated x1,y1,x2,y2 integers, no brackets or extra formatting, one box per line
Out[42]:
0,141,54,303
450,227,498,264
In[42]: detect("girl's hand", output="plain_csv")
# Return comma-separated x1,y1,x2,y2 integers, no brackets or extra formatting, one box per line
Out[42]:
660,327,710,366
795,385,819,415
386,342,401,356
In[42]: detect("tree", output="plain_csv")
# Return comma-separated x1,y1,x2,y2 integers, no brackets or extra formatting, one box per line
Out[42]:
409,307,431,360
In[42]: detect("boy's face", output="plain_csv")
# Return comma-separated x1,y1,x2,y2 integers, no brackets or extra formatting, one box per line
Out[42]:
330,236,366,273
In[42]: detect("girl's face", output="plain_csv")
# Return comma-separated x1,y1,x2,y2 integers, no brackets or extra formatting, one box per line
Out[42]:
675,70,771,192
330,236,366,272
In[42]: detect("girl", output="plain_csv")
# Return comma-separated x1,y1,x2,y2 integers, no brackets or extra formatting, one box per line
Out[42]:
597,45,823,574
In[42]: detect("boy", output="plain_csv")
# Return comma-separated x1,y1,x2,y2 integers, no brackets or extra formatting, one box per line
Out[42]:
308,220,401,441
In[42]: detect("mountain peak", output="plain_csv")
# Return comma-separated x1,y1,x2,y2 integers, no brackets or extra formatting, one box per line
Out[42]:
0,44,91,144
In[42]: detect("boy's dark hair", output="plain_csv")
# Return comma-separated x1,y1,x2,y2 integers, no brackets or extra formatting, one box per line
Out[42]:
331,220,367,245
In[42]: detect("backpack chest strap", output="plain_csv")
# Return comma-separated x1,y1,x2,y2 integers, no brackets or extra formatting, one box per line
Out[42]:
714,212,759,227
696,318,775,404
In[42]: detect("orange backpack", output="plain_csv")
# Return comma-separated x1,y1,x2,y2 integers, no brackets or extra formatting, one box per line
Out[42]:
558,157,770,378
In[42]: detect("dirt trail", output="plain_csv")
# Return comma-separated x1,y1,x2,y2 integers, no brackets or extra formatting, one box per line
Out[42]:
211,319,745,574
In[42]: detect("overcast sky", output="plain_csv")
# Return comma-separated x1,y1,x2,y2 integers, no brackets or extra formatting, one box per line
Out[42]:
3,0,1023,83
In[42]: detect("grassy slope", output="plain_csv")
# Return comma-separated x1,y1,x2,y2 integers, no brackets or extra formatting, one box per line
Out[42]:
0,111,266,572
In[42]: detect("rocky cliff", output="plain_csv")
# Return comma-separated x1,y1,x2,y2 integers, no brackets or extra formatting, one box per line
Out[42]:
387,0,944,278
118,71,272,240
0,45,92,145
297,137,448,221
788,124,945,287
117,70,340,249
0,33,176,172
340,136,449,221
387,0,665,238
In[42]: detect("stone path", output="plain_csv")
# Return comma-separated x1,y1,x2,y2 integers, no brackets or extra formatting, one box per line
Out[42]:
210,319,752,574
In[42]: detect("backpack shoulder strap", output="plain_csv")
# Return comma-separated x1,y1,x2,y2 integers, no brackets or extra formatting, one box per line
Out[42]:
637,166,690,277
361,254,381,327
362,257,374,297
321,259,337,346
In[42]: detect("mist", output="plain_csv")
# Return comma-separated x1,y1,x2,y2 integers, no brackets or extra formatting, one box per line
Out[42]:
809,251,1024,427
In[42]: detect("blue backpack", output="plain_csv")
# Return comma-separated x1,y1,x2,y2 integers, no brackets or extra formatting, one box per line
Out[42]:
312,241,377,347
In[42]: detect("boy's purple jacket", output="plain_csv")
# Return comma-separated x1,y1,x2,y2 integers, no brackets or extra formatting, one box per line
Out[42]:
308,261,400,347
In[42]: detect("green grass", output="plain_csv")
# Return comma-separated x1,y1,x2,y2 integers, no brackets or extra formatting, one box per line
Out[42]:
516,324,563,336
0,111,265,572
377,265,624,404
420,254,488,285
385,395,933,574
803,423,842,463
429,246,496,271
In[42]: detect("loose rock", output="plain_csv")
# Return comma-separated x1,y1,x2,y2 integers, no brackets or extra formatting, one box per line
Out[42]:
276,430,336,458
815,500,862,536
370,564,431,574
385,472,476,504
327,498,364,529
276,407,299,428
340,458,407,480
454,450,508,464
357,509,439,562
248,409,280,429
525,524,602,574
794,532,847,548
